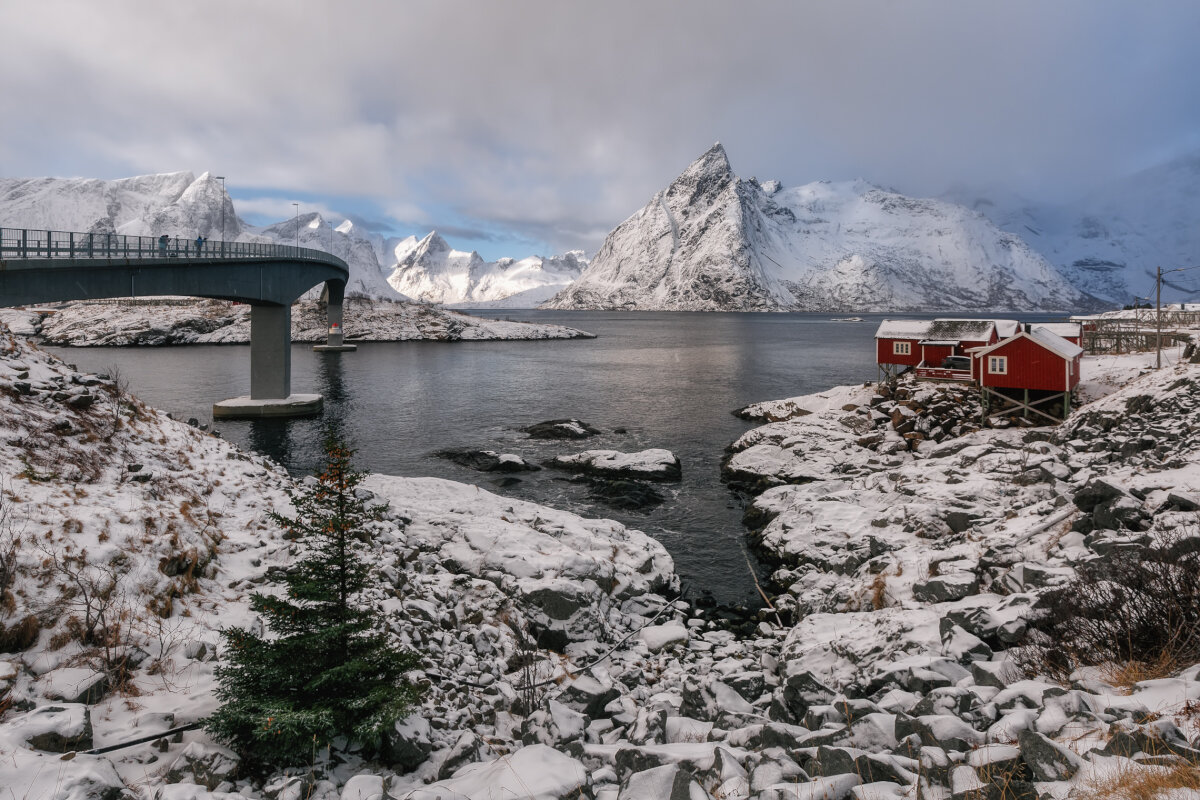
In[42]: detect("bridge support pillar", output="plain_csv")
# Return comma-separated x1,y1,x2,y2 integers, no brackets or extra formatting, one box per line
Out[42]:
312,280,357,352
251,304,291,399
213,303,322,419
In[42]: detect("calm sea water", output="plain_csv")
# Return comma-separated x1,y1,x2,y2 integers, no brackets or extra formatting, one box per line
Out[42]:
47,310,1063,604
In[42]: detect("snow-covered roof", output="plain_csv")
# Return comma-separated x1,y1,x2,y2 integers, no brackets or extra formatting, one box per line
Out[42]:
919,340,960,346
925,318,996,341
994,319,1021,338
974,329,1083,360
1031,322,1081,338
874,319,932,339
1029,327,1084,358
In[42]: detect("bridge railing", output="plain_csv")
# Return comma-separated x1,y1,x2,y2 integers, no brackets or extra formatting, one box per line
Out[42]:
0,227,338,264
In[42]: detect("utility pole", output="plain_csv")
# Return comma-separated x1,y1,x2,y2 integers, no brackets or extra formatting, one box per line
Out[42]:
1156,265,1162,369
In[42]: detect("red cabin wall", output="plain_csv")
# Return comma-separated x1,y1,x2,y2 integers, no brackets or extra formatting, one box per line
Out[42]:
921,344,953,366
877,338,922,366
979,337,1080,392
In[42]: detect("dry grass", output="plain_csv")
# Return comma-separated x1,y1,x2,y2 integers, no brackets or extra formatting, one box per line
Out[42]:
869,572,889,610
1101,651,1188,692
1072,760,1200,800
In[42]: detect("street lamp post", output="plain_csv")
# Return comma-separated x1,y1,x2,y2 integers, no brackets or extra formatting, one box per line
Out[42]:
216,176,225,255
292,203,299,254
329,219,334,256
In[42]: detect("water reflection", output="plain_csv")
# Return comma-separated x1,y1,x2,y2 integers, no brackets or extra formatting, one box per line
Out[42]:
246,419,297,471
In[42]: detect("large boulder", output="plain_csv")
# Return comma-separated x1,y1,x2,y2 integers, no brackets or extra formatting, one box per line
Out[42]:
13,704,93,752
549,449,682,482
383,714,433,773
409,744,589,799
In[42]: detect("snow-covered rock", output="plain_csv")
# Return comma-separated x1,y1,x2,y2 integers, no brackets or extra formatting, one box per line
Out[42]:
362,474,677,649
545,143,1092,312
406,744,589,799
549,449,682,481
30,298,594,346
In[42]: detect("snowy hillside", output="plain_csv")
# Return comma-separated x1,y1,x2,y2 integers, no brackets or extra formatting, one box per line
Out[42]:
0,172,407,302
947,150,1200,306
0,172,238,239
386,231,586,305
545,143,1094,312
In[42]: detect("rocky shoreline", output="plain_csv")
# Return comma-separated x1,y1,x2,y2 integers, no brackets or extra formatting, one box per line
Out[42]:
1,322,1198,799
0,297,594,347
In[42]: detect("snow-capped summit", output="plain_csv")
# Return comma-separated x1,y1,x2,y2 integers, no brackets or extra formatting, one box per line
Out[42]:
545,145,1094,312
386,231,585,306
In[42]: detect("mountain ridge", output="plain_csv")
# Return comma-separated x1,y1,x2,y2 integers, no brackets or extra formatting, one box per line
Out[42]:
545,143,1099,312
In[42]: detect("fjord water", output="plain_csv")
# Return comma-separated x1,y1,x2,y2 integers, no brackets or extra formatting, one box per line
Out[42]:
46,311,1056,604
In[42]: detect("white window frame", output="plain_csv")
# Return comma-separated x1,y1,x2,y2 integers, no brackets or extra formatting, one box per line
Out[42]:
893,341,911,356
988,355,1008,375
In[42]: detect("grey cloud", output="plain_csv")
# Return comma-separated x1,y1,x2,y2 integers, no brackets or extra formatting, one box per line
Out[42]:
2,0,1199,255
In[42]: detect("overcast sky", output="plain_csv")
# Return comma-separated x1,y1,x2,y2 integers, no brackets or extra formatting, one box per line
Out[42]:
2,0,1198,260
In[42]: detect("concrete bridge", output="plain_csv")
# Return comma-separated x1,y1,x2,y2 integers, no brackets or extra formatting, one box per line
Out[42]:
0,227,353,418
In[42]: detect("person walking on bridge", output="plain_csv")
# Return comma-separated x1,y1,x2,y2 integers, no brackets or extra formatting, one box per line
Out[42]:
194,235,205,256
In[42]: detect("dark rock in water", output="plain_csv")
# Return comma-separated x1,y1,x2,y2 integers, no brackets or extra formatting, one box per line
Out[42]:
587,478,665,511
492,476,524,489
521,419,602,439
435,448,540,473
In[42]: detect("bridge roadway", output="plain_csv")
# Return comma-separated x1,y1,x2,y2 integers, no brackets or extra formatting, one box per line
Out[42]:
0,228,353,417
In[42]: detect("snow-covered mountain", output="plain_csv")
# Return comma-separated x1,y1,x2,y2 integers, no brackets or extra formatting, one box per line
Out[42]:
259,212,405,300
545,143,1094,312
0,172,240,239
385,231,586,306
0,172,407,302
946,151,1200,306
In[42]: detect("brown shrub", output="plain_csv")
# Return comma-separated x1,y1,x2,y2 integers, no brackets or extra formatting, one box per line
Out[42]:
0,614,41,652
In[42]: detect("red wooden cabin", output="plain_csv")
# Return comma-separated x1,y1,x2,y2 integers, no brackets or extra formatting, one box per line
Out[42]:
971,328,1083,422
876,318,1008,382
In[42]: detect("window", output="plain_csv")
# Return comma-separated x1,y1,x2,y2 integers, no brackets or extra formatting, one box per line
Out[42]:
893,341,911,355
988,355,1007,374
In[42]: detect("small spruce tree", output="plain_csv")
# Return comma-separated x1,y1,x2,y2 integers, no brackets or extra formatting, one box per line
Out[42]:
207,436,420,767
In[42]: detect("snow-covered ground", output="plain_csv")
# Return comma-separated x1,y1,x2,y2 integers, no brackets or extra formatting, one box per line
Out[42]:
0,298,593,346
1,320,1198,800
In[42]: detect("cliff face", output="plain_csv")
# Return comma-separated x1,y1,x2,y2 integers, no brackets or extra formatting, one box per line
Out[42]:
546,143,1093,312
